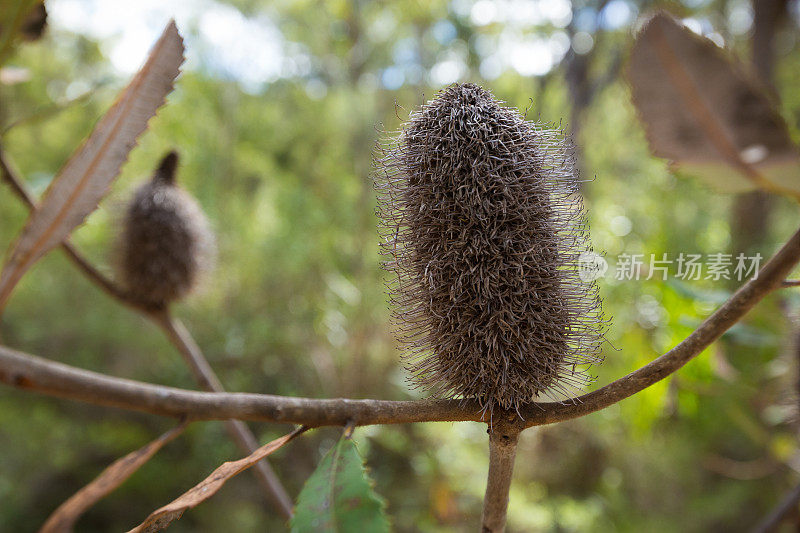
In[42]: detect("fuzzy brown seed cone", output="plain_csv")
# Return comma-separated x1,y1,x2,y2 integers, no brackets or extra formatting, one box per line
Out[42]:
116,152,214,309
375,83,605,415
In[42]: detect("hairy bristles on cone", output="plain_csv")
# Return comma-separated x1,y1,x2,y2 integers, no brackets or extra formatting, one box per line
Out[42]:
115,151,215,309
375,83,606,416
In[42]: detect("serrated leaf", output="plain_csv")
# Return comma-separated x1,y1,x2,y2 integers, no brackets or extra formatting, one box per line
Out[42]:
128,427,305,533
291,435,389,533
0,19,185,312
628,12,800,197
40,424,185,533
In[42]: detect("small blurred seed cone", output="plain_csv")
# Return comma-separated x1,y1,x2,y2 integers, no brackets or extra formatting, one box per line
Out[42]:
116,151,214,309
375,83,606,415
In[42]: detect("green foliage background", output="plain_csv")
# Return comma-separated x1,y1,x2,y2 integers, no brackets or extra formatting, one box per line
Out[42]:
1,0,800,531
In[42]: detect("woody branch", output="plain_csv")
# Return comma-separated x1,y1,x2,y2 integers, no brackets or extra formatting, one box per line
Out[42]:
0,222,798,428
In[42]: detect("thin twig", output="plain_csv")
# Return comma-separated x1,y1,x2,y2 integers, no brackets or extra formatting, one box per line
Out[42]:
0,344,475,424
0,147,128,302
1,85,103,137
481,415,523,533
751,482,800,533
150,309,294,518
781,279,800,287
524,223,800,427
1,222,799,427
0,146,293,519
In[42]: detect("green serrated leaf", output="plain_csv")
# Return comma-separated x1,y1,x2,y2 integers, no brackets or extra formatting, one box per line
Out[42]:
291,435,390,533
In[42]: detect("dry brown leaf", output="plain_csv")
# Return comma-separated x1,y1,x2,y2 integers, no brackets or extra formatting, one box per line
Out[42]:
39,424,186,533
128,427,307,533
627,12,800,197
0,20,185,312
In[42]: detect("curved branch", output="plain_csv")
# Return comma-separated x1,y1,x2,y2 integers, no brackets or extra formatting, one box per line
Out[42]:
523,223,800,427
1,222,799,428
150,309,294,518
0,345,480,424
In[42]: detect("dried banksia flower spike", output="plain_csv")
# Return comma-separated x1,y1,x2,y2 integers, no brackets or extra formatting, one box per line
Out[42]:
116,151,215,310
376,83,606,418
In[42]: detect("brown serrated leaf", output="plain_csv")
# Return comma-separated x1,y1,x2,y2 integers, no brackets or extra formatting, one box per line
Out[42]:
627,12,800,197
39,424,186,533
0,19,185,313
128,427,307,533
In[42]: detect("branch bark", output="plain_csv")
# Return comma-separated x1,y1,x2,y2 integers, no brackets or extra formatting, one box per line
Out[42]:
1,222,799,428
150,309,294,518
0,344,479,424
481,416,523,533
524,223,800,427
0,146,293,519
0,148,128,302
752,482,800,533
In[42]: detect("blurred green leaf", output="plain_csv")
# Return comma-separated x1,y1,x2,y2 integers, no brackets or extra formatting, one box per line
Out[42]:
666,278,730,305
291,434,389,533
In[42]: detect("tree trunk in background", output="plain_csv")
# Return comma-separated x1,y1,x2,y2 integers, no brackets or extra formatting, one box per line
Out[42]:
563,0,622,182
729,0,787,257
751,0,787,92
565,48,592,178
563,0,607,180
